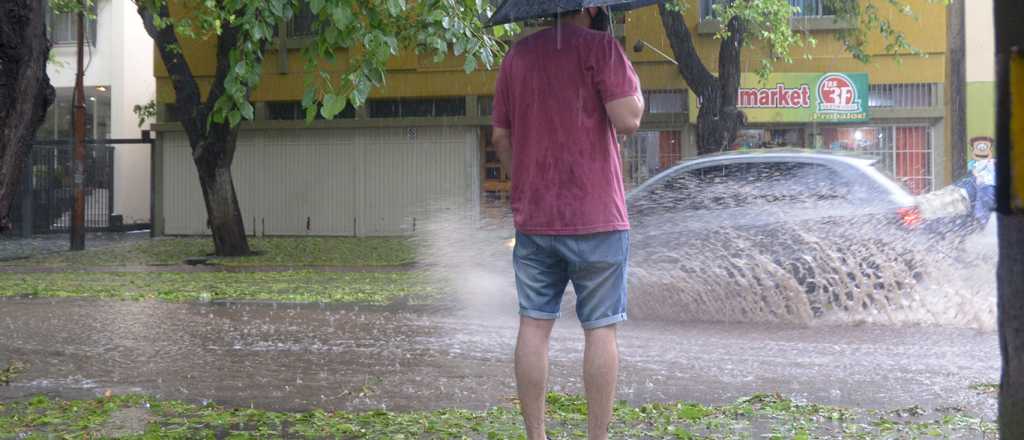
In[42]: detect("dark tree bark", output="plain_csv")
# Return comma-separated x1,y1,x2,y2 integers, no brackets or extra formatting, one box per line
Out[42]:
658,3,746,156
947,0,967,180
0,0,55,234
137,3,250,256
996,0,1024,436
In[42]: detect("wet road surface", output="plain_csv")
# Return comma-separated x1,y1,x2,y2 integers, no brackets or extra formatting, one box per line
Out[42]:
0,298,998,419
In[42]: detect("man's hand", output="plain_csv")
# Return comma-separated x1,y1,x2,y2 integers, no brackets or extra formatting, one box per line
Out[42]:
492,127,514,177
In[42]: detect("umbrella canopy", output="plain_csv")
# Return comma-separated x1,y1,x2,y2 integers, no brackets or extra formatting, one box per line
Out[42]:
487,0,662,26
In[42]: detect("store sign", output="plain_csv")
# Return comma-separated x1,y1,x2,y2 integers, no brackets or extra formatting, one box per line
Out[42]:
726,73,870,123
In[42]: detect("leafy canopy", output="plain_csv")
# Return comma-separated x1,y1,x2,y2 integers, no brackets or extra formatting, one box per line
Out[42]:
665,0,948,80
133,0,517,126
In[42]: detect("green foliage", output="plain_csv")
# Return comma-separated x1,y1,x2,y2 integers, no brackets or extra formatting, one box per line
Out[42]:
0,271,432,304
133,100,159,128
47,0,94,16
133,0,509,127
701,0,948,80
0,393,997,439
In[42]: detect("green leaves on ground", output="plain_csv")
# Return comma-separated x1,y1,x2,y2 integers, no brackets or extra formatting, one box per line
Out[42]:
0,393,996,439
1,237,415,267
0,271,432,305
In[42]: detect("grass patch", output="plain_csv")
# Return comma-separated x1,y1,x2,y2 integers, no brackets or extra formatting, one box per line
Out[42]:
971,383,1000,394
0,361,26,386
0,271,433,305
1,237,415,267
0,393,996,439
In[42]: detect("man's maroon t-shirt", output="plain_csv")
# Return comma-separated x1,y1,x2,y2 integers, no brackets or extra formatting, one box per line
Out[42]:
492,23,641,235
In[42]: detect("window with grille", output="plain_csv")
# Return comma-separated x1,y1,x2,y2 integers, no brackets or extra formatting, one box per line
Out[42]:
701,0,839,19
643,90,687,114
621,131,684,189
820,125,933,194
267,101,354,120
50,2,98,46
368,98,466,118
869,84,938,109
287,1,316,37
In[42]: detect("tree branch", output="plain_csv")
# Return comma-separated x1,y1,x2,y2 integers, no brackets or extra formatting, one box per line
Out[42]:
206,25,240,111
657,2,716,96
717,16,744,114
135,1,203,145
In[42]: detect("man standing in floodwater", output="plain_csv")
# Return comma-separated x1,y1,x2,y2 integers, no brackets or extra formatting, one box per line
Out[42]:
491,7,644,440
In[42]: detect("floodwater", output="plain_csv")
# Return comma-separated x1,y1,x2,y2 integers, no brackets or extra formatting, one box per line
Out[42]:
0,298,999,419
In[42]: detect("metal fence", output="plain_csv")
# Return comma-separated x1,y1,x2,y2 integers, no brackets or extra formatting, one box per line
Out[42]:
9,142,115,234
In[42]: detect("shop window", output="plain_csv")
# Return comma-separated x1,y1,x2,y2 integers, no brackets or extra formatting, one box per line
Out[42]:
731,128,805,150
621,131,684,189
369,98,466,118
480,126,511,204
869,84,937,108
478,96,494,117
50,1,98,46
819,125,933,194
267,101,354,120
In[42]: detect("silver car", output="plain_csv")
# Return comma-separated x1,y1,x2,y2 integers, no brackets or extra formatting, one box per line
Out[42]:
625,149,925,321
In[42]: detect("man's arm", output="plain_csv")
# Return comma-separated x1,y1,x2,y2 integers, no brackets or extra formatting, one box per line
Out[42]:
492,127,514,176
605,94,644,136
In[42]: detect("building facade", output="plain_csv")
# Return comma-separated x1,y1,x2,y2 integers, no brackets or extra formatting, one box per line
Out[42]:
151,0,949,236
965,0,996,158
44,0,155,225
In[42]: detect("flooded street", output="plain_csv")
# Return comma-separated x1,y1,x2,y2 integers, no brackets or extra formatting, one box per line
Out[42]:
0,298,998,419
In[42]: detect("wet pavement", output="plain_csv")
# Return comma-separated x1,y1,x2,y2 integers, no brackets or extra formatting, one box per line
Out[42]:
0,298,999,419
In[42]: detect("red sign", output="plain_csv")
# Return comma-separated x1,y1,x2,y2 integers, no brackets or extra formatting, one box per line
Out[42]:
817,73,861,113
737,84,811,109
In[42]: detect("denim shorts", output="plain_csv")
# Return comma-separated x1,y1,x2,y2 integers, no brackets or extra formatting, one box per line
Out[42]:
513,230,629,329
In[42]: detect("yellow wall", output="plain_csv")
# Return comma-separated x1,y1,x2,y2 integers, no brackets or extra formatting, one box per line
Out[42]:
156,0,948,104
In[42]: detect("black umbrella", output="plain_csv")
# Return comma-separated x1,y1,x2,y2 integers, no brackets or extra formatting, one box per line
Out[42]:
487,0,663,26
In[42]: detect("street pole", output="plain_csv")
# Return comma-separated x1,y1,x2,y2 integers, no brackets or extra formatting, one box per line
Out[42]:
71,0,86,251
946,0,967,181
996,0,1024,437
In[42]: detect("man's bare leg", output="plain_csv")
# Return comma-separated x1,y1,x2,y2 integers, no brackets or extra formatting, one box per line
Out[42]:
516,316,556,440
583,325,619,440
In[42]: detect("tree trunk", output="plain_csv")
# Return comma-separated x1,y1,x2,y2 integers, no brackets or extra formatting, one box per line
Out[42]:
0,0,55,234
658,4,746,156
137,3,251,256
996,0,1024,436
196,156,249,256
947,0,967,180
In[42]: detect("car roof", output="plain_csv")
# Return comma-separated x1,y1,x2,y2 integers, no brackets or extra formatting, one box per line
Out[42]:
671,148,879,168
627,148,915,205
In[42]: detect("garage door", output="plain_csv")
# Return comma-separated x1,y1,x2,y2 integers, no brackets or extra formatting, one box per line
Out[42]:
159,126,480,236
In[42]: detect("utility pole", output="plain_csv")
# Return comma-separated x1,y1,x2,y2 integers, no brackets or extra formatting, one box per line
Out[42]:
996,0,1024,437
71,0,86,251
946,0,967,181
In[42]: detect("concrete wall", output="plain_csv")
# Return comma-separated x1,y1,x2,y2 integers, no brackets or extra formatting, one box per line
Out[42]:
965,0,996,152
47,0,154,225
109,0,154,224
